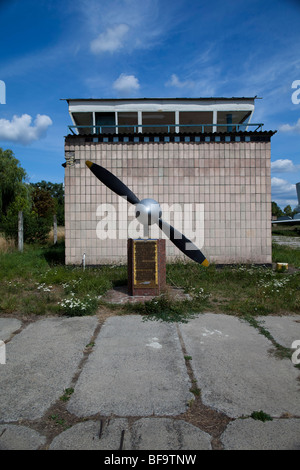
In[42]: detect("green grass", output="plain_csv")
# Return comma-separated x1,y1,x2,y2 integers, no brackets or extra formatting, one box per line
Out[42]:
250,410,273,422
0,240,127,317
60,388,74,402
272,242,300,268
272,226,300,237
0,240,299,320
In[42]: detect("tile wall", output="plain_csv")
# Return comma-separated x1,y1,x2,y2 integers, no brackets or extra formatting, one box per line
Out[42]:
64,138,272,265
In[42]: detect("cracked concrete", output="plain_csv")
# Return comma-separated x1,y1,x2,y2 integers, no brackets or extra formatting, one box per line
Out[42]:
0,313,299,450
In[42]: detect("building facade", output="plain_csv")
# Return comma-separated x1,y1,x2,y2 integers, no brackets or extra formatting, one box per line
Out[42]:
63,97,275,266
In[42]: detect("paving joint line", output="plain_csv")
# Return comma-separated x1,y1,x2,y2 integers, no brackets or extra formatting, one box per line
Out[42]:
175,323,232,450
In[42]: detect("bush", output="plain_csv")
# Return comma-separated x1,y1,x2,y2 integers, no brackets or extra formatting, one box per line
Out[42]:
23,213,52,243
1,210,53,244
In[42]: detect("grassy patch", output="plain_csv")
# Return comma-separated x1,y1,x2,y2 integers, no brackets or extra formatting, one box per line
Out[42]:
48,414,70,429
250,410,273,422
0,241,126,317
190,386,201,397
168,258,300,317
272,226,300,237
0,241,299,320
124,297,198,323
272,242,300,268
60,388,74,402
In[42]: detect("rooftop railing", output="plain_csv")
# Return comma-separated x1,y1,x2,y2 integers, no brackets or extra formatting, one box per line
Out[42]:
68,122,264,135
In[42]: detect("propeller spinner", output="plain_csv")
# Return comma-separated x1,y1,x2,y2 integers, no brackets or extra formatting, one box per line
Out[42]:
85,160,209,267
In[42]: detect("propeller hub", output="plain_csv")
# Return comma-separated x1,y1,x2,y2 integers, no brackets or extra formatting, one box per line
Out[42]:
135,198,162,226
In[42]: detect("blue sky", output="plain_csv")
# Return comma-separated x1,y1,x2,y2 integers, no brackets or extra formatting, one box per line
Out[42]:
0,0,300,209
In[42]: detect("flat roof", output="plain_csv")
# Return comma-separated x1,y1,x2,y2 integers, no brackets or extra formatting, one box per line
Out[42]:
62,96,259,102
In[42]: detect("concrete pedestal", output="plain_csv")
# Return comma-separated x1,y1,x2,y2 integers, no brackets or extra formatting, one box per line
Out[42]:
127,239,166,296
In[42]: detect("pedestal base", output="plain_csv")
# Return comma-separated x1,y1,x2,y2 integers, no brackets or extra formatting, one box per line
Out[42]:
127,238,166,296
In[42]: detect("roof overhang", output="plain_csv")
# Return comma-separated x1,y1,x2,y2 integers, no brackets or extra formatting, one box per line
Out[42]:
62,97,257,114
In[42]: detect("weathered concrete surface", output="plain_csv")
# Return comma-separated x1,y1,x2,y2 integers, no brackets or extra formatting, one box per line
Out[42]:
179,314,300,418
0,424,46,450
221,418,300,450
49,418,212,450
123,418,212,450
272,235,300,249
1,313,300,450
49,419,129,450
67,315,193,417
0,316,98,421
0,318,22,341
257,315,300,349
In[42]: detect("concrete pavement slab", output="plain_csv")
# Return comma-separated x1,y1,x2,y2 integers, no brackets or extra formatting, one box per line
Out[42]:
0,316,98,421
67,315,193,417
123,418,212,450
257,315,300,349
49,418,129,450
221,418,300,450
0,318,22,341
1,313,299,450
0,424,46,450
179,314,300,418
49,418,212,450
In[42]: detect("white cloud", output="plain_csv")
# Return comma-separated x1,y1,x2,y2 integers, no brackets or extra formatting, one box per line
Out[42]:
271,176,297,198
90,24,129,53
278,118,300,134
275,198,299,208
0,114,52,145
271,158,300,173
113,73,140,95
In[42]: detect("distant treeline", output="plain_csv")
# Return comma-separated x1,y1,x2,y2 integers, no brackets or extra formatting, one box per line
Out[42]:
0,147,64,243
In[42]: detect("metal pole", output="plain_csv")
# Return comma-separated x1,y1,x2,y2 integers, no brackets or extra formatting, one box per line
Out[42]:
143,224,149,239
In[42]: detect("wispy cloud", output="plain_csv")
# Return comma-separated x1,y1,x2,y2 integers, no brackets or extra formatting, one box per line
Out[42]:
164,71,217,97
165,74,195,89
78,0,184,55
0,114,52,145
90,24,129,54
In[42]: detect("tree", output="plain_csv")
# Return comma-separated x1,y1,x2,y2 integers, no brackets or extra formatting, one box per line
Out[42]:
30,181,64,225
0,149,65,244
0,148,29,220
283,205,297,218
31,187,55,219
271,201,283,218
21,187,56,243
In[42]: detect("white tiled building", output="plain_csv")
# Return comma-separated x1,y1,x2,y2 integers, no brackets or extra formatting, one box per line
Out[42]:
63,97,275,266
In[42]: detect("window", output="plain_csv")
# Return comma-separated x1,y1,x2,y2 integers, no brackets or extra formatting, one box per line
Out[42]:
72,112,93,135
179,111,213,133
95,113,116,134
118,112,138,133
142,112,175,133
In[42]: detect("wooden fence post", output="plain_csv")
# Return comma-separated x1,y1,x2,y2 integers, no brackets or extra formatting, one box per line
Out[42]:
18,211,23,252
53,215,57,245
